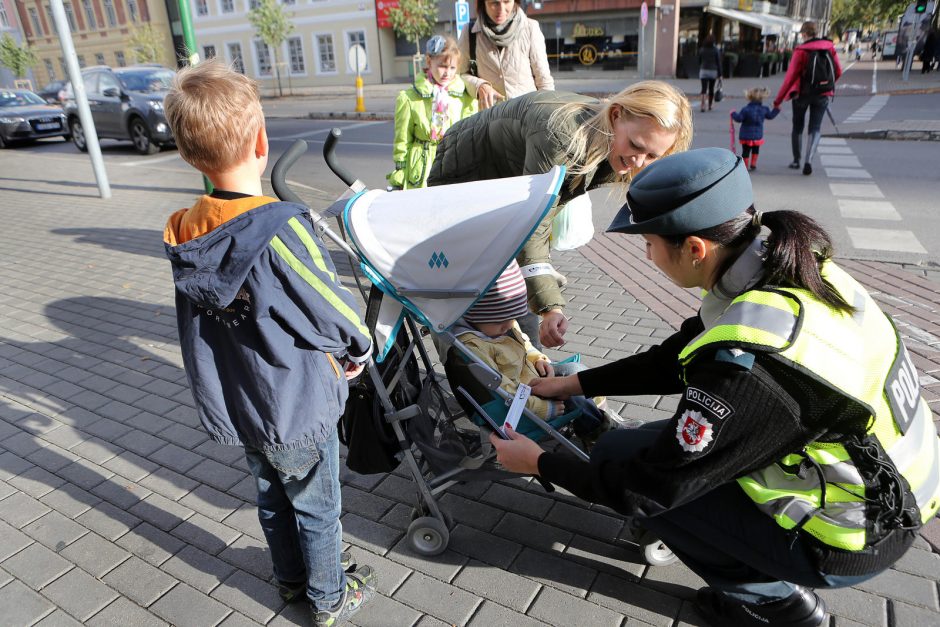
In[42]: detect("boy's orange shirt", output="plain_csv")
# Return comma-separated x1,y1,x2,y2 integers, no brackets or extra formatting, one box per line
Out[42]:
164,194,277,245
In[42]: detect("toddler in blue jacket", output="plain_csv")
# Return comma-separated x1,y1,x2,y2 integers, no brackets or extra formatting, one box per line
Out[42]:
730,87,780,171
162,59,376,626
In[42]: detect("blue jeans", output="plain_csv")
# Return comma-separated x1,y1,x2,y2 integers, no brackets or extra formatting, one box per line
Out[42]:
592,423,878,604
244,429,345,611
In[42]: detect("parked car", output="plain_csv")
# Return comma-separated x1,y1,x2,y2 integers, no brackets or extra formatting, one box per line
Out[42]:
36,79,69,104
0,89,69,148
64,64,175,155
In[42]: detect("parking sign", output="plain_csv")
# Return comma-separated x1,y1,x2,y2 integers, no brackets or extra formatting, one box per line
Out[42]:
455,1,470,39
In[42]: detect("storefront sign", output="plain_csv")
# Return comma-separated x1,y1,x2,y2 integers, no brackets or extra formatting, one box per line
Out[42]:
376,0,399,29
573,23,604,38
578,44,598,65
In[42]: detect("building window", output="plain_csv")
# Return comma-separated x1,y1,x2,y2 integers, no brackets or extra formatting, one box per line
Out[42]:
77,54,86,67
45,5,58,34
0,3,10,28
115,50,126,66
315,34,335,73
288,36,304,74
220,0,234,13
248,0,259,9
196,0,208,16
64,2,78,32
95,52,105,65
254,40,272,76
345,30,368,72
44,59,56,80
29,8,43,35
127,0,139,23
203,44,216,59
282,0,295,5
228,42,244,74
82,0,97,29
103,0,117,26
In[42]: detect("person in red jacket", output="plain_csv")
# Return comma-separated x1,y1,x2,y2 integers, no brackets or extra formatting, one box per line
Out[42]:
773,22,842,176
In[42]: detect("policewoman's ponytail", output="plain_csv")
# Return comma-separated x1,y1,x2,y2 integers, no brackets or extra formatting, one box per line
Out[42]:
759,209,854,314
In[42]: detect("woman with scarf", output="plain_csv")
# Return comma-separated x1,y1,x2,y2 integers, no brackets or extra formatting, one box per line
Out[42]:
458,0,554,110
387,35,477,190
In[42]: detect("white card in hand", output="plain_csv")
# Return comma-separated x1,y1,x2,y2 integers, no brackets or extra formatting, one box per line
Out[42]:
503,384,531,433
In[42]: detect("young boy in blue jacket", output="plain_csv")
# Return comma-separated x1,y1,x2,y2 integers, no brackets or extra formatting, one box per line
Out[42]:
162,59,376,626
730,87,780,171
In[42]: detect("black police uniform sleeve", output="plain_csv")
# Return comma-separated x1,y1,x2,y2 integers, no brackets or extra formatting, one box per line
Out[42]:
538,355,827,518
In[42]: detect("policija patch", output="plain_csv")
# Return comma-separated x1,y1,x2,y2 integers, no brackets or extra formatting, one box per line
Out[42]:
676,409,713,453
685,387,734,420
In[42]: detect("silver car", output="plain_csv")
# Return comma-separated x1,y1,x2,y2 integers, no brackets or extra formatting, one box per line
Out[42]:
0,89,69,148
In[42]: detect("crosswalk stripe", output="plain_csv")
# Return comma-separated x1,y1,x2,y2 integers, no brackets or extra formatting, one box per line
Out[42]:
829,183,884,197
846,228,927,253
820,155,862,167
837,199,901,220
825,168,872,178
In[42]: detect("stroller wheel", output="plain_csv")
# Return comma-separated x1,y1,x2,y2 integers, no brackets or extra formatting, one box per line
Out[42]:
637,530,679,566
407,516,450,556
411,505,454,530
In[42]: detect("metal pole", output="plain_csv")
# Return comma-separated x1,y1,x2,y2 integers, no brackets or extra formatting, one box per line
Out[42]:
902,12,922,81
50,0,110,199
176,0,212,193
639,21,645,78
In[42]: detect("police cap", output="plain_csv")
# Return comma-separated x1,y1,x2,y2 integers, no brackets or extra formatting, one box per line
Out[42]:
607,148,753,235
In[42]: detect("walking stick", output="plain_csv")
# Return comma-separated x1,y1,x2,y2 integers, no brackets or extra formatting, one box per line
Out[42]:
825,104,841,135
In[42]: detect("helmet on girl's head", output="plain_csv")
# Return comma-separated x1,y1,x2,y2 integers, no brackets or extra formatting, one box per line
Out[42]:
426,36,447,56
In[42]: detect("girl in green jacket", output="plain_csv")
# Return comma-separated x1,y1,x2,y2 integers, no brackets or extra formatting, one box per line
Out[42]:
387,36,478,190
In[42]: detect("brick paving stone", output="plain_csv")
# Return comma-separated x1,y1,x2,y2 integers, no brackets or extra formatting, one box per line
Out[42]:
41,567,119,621
481,483,554,519
393,570,482,626
115,430,167,457
139,466,200,501
124,411,175,436
83,417,134,442
453,559,541,612
129,492,195,531
492,512,572,554
159,423,208,449
187,458,246,492
816,586,887,626
171,512,241,555
91,478,151,510
227,475,257,503
527,585,623,626
267,603,309,627
39,426,88,451
563,534,647,580
640,560,707,601
891,546,940,579
27,443,81,473
2,541,73,589
346,547,412,596
59,532,130,578
116,522,186,566
221,504,263,541
439,493,504,532
380,502,416,531
0,450,34,480
57,458,113,491
216,612,264,627
544,501,623,541
892,599,940,627
149,581,232,627
149,443,204,474
34,609,84,627
87,597,171,627
101,556,179,607
588,572,684,626
0,579,56,625
342,485,396,521
161,544,236,594
70,437,122,465
102,450,160,483
372,474,417,505
468,600,550,627
75,500,141,541
447,524,523,570
210,570,282,624
0,520,32,561
385,536,467,582
218,534,274,581
855,568,939,609
8,465,65,498
342,513,403,557
509,546,597,599
193,440,246,466
349,593,422,627
22,510,87,552
180,483,245,522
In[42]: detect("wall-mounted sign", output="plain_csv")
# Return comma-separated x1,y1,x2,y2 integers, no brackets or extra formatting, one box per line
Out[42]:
578,44,598,65
572,23,604,38
376,0,399,29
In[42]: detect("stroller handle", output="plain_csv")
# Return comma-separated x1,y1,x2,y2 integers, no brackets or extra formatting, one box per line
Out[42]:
324,128,364,191
271,139,308,205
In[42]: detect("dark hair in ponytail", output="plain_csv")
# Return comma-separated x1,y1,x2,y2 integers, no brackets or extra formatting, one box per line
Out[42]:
664,207,854,314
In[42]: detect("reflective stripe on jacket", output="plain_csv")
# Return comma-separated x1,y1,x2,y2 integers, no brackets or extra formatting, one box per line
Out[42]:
678,261,940,551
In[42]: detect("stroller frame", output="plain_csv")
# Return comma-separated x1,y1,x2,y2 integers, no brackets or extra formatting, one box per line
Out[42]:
270,134,675,564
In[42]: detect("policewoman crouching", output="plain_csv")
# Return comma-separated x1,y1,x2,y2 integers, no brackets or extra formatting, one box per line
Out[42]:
491,147,940,627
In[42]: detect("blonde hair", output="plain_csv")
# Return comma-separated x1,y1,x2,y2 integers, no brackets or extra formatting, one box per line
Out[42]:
424,35,461,69
745,87,770,102
550,80,693,193
164,58,264,174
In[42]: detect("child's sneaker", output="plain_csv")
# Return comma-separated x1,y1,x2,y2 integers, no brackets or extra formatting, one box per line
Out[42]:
312,565,377,626
277,551,356,604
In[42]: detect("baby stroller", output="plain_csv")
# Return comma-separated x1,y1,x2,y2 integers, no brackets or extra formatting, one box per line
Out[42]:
270,133,677,566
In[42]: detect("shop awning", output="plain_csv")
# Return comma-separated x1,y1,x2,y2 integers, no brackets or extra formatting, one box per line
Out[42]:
704,6,802,37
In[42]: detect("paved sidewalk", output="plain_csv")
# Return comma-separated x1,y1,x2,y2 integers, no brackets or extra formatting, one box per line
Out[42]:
0,149,937,627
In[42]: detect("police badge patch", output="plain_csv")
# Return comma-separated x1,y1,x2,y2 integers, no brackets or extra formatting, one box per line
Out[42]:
676,409,713,452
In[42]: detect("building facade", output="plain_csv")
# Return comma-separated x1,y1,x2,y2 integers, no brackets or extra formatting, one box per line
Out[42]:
15,0,176,87
1,0,36,88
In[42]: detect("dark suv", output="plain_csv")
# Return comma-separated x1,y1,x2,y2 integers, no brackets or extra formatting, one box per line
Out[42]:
65,65,174,155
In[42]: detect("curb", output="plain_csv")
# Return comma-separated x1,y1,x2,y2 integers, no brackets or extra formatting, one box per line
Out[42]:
826,129,940,141
305,111,395,121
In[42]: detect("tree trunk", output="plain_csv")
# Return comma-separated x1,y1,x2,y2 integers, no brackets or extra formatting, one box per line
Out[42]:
273,46,283,97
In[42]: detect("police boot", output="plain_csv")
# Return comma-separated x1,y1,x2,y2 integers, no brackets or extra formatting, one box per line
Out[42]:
804,132,822,176
696,586,827,627
789,133,802,168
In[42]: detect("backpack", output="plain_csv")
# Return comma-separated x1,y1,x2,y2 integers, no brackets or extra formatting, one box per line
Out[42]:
800,43,835,97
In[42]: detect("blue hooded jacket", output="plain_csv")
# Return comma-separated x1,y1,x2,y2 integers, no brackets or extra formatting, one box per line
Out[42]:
164,197,372,451
731,101,780,141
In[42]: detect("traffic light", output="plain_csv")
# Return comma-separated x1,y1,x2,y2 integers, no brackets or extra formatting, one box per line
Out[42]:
915,0,928,14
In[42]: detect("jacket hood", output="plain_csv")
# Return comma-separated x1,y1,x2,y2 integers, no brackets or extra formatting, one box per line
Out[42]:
413,71,468,98
165,200,307,309
799,38,835,51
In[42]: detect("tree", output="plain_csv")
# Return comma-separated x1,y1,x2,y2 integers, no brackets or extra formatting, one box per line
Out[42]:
249,0,294,98
831,0,909,37
388,0,438,57
128,24,168,65
0,34,38,79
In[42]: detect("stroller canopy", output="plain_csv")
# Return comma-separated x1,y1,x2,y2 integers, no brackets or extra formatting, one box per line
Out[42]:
344,167,565,333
